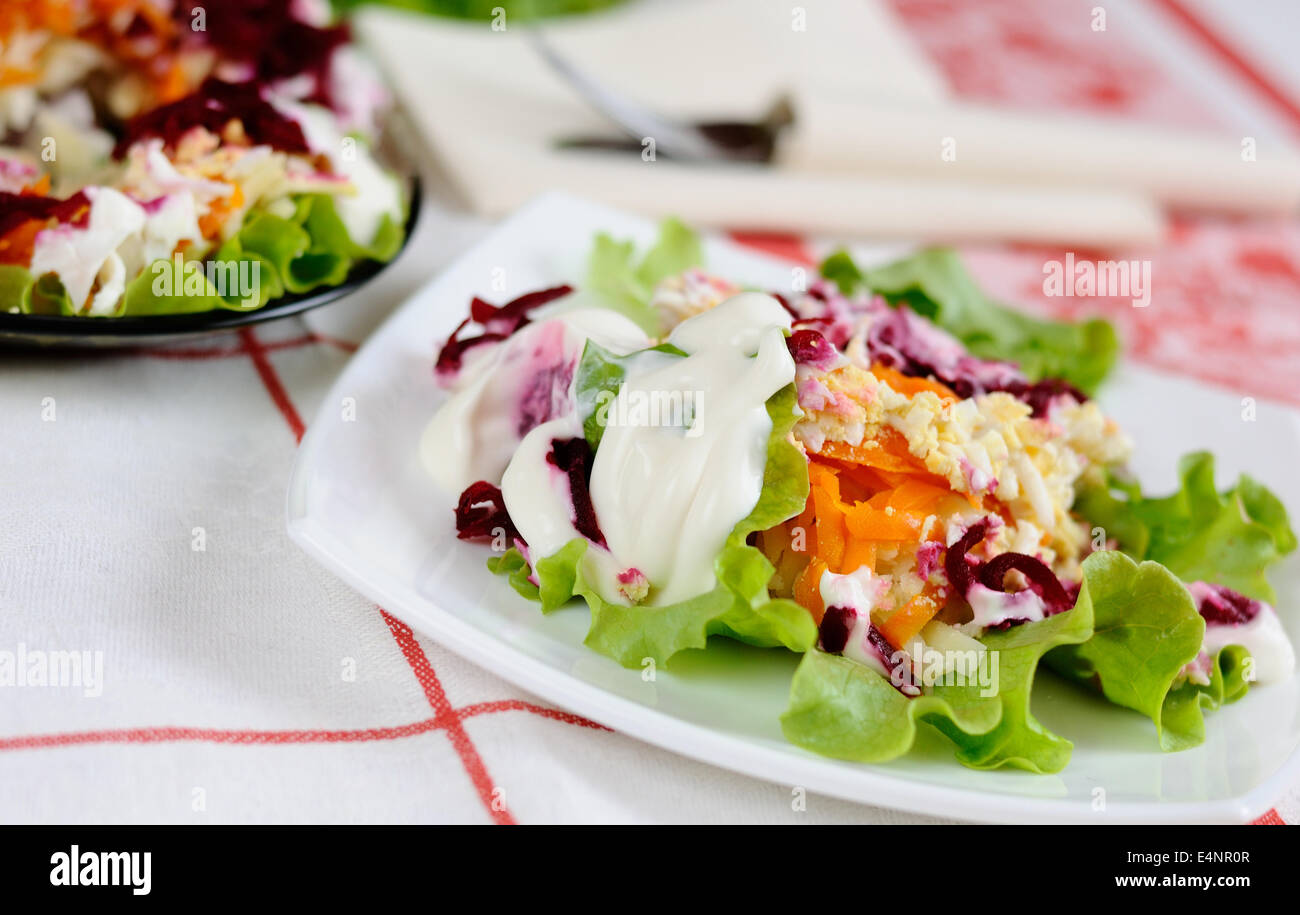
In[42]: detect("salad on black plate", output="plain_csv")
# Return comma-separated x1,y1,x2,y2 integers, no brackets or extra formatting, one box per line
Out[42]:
0,0,407,319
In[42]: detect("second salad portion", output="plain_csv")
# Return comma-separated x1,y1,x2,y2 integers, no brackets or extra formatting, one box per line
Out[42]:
420,221,1296,774
0,0,407,318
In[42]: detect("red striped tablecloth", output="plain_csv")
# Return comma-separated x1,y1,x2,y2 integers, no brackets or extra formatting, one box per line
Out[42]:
1,0,1297,823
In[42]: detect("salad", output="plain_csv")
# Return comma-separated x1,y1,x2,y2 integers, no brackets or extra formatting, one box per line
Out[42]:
0,0,406,318
420,221,1296,773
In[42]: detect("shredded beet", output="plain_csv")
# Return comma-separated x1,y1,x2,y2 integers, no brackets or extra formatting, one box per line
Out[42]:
454,481,520,544
0,190,90,238
547,437,606,547
434,285,574,382
915,540,944,582
171,0,350,110
115,78,310,157
943,518,990,596
515,359,574,438
1000,377,1088,418
819,606,855,654
867,624,918,695
861,305,1090,417
1192,582,1261,626
978,551,1073,614
785,328,837,367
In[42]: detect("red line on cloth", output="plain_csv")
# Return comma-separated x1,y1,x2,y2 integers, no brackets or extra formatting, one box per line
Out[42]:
457,700,611,731
0,720,443,750
1251,808,1286,826
728,231,816,266
309,332,359,353
235,323,520,823
379,610,516,824
0,701,604,752
1149,0,1300,132
239,327,307,443
130,330,356,362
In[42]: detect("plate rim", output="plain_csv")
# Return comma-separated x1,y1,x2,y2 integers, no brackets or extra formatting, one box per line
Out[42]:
286,189,1300,824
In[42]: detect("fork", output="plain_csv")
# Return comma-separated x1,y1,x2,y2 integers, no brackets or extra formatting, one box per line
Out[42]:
527,29,791,164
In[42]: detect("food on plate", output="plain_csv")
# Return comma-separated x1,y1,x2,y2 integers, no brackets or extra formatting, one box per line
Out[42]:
419,220,1295,773
0,0,406,318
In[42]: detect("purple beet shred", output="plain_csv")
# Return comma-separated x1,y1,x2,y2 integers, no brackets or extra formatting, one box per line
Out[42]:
978,551,1073,615
547,437,607,547
943,518,990,596
454,481,520,544
0,190,90,238
819,605,855,654
435,285,573,381
115,78,311,157
785,329,837,368
1192,582,1261,626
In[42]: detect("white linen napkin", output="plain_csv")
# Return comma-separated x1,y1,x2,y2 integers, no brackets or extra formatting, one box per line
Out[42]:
355,1,1165,247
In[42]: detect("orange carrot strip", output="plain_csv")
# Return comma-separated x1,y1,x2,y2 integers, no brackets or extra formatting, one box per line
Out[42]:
811,485,846,570
840,538,876,575
199,184,244,239
878,592,942,649
843,504,921,541
887,479,956,515
793,558,828,624
870,364,958,403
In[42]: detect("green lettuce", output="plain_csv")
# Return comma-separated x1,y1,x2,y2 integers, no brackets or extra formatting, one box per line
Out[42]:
782,584,1094,773
1074,451,1296,603
821,248,1119,395
2,192,405,318
488,383,816,667
1046,551,1251,751
572,340,686,449
586,217,702,336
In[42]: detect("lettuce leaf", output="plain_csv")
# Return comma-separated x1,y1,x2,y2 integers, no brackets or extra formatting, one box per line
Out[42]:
2,192,405,318
1045,550,1251,751
821,248,1119,395
1160,644,1252,752
573,339,686,449
586,217,702,336
1075,451,1296,603
782,584,1094,772
487,383,817,667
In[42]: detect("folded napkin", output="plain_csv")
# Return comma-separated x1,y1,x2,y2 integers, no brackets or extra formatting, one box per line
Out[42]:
779,96,1300,216
356,1,1165,248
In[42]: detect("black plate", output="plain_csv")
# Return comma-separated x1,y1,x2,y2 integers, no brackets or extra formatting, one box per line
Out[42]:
0,178,421,349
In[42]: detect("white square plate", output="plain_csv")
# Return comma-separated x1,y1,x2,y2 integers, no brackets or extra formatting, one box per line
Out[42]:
287,192,1300,823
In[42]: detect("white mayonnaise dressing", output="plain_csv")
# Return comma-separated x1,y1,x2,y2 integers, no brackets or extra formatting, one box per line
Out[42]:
1202,603,1296,685
585,293,794,604
420,307,649,494
271,98,402,247
819,566,891,674
29,186,144,315
960,582,1047,635
819,566,886,616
